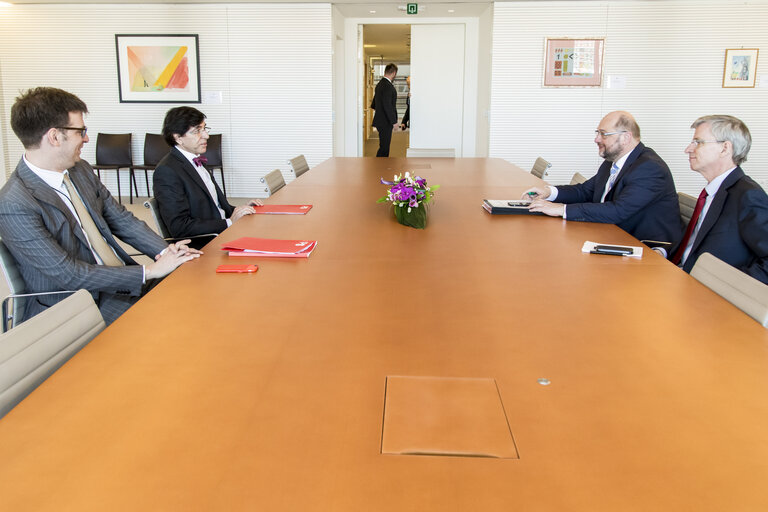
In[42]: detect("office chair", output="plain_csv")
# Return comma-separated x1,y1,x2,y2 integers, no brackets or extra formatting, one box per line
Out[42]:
0,289,105,419
678,192,696,226
260,169,286,196
143,198,217,243
202,134,227,196
406,148,455,158
93,133,138,204
530,157,552,179
690,252,768,327
288,155,310,178
0,238,74,333
570,172,587,185
132,134,171,197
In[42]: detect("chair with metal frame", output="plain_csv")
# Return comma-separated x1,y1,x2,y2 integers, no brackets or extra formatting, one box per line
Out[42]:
132,134,170,197
142,198,218,244
690,252,768,327
0,238,74,333
531,157,552,179
570,172,587,185
0,289,105,419
288,155,310,178
92,133,138,204
260,169,286,196
202,134,227,196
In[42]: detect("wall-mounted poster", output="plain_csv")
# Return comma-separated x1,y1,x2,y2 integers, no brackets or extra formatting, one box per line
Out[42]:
543,38,604,87
722,48,759,88
115,34,201,103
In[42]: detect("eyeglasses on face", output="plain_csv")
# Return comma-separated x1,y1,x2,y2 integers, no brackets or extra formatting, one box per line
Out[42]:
56,126,88,137
594,130,627,139
687,139,724,148
187,126,211,136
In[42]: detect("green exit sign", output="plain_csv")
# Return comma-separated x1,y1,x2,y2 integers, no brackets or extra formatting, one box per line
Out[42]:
407,3,418,15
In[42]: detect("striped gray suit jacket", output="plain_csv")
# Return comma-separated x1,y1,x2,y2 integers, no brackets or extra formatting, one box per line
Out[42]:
0,158,168,325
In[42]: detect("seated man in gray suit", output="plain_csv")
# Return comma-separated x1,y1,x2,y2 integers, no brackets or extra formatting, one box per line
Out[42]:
0,87,201,325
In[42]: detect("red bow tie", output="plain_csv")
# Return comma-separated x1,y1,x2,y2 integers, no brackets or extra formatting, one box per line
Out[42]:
193,156,208,167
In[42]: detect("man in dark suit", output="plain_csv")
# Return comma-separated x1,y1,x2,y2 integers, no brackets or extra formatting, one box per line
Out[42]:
669,115,768,283
0,87,200,325
524,111,682,246
153,107,262,249
371,63,399,157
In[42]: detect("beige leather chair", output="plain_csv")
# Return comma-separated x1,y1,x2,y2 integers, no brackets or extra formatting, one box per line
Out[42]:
261,169,286,196
143,198,217,244
288,155,310,178
690,252,768,327
570,172,587,185
406,148,455,158
530,157,552,179
0,289,105,418
678,192,696,226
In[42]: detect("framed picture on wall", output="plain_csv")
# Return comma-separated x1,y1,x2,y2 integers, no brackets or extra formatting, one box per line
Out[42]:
722,48,759,88
115,34,201,103
543,38,604,87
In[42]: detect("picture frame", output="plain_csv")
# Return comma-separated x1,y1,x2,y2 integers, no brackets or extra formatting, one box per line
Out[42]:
115,34,201,103
722,48,759,88
543,38,604,87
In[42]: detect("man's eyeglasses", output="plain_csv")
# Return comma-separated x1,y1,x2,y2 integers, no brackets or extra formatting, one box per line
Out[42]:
56,126,88,137
188,126,211,136
687,139,724,148
595,130,627,138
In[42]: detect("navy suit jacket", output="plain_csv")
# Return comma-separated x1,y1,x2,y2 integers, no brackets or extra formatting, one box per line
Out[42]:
0,159,167,325
556,143,683,245
153,147,234,240
371,77,398,131
673,167,768,283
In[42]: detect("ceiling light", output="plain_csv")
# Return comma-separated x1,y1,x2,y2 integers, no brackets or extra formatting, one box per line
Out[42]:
369,10,376,14
448,9,455,13
364,44,377,48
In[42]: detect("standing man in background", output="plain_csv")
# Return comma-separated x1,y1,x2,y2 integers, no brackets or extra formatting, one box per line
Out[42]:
371,63,399,157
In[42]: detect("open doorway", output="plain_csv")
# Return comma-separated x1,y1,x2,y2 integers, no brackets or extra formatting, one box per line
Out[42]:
362,24,410,157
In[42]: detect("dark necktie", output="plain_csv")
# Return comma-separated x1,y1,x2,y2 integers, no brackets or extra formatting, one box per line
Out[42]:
193,156,208,167
671,188,708,265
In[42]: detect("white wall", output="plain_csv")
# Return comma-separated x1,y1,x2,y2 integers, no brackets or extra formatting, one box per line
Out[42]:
0,3,333,197
490,0,768,194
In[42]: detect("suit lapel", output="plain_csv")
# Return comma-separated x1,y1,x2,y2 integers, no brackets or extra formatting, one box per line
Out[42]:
171,147,215,198
604,143,644,202
689,167,744,256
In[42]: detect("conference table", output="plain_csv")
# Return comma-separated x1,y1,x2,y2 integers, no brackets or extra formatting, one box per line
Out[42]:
1,157,767,511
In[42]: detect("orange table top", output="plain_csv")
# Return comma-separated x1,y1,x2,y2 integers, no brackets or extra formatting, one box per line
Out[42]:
1,157,767,511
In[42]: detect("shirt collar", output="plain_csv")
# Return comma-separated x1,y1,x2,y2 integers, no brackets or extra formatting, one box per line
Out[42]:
23,154,66,190
704,167,737,197
611,150,632,172
175,145,201,167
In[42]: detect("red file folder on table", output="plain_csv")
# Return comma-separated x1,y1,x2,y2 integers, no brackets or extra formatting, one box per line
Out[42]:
221,237,317,258
251,205,313,215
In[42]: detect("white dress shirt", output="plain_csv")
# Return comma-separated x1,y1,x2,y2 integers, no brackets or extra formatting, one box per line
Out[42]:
175,146,231,227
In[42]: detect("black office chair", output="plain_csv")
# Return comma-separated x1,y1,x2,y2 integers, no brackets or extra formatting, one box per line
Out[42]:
93,133,138,204
132,134,171,197
202,134,227,196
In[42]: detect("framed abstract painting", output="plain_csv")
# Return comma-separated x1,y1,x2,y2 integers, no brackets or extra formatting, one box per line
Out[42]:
722,48,759,88
543,38,604,87
115,34,201,103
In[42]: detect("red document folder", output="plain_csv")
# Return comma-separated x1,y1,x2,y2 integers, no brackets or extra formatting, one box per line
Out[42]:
251,205,313,215
221,237,317,258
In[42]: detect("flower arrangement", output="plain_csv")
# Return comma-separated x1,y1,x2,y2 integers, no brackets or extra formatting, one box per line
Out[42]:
377,172,440,229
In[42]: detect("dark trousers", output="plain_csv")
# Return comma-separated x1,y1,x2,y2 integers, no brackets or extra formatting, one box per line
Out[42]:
376,125,393,157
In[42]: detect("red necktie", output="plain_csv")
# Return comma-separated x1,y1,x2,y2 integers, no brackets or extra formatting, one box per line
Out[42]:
671,188,708,265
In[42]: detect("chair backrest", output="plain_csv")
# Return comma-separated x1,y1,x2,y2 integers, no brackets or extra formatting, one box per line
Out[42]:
678,192,696,226
95,133,132,167
0,238,27,331
0,289,105,419
143,133,171,167
406,148,455,158
691,252,768,327
531,157,552,179
260,169,286,196
289,155,310,177
570,172,587,185
144,198,171,239
202,134,223,168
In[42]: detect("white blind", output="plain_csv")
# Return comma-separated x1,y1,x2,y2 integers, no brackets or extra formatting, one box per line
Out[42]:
491,0,768,194
0,3,332,197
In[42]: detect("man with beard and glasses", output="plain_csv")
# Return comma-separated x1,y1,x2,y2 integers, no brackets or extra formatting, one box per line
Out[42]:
523,111,683,248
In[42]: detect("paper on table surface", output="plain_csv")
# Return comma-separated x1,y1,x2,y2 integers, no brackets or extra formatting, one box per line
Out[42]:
582,241,643,258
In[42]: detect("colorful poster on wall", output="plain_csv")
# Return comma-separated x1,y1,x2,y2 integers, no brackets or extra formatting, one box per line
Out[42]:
115,34,201,103
544,38,604,87
722,48,759,88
